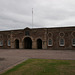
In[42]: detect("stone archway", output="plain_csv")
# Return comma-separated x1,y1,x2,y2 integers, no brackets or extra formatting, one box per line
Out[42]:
15,39,19,49
24,37,32,49
37,39,42,49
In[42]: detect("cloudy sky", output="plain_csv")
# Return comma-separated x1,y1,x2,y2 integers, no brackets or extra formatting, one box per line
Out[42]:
0,0,75,30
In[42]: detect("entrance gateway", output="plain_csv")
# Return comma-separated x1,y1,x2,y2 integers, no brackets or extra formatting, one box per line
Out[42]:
15,37,42,49
23,37,42,49
37,39,42,49
15,39,19,49
24,37,32,49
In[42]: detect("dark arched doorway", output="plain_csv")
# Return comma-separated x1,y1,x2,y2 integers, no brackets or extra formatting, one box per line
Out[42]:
15,39,19,49
24,37,32,49
37,39,42,49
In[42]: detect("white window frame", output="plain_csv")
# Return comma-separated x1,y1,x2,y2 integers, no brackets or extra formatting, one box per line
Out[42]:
8,40,11,46
72,39,75,46
48,39,53,46
59,39,65,46
0,40,3,46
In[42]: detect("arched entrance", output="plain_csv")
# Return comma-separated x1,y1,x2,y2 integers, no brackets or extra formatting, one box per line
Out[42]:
37,39,42,49
24,37,32,49
15,39,19,49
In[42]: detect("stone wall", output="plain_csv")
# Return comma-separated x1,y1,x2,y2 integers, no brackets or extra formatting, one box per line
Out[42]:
0,27,75,50
0,31,11,49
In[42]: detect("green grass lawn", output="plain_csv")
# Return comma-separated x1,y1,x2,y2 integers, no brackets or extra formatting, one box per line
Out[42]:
1,59,75,75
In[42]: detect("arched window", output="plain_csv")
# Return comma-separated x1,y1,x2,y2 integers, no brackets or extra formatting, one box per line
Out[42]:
0,40,3,46
8,40,11,46
72,39,75,46
48,39,53,46
59,39,65,46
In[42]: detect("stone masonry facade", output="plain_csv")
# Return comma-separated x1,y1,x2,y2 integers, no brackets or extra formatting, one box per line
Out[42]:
0,27,75,50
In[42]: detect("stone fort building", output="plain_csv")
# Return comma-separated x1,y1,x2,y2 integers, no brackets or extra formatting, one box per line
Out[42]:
0,27,75,50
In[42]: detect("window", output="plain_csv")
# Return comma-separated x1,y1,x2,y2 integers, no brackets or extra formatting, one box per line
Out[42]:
25,31,29,36
0,40,3,46
72,39,75,46
48,39,52,46
8,40,11,46
59,39,65,46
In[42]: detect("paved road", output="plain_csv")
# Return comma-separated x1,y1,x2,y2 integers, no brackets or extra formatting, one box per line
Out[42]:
0,49,75,73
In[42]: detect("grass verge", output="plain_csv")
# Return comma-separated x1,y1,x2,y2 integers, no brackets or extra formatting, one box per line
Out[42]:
1,59,75,75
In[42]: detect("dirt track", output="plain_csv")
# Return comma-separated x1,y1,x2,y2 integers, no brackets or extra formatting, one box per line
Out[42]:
0,49,75,73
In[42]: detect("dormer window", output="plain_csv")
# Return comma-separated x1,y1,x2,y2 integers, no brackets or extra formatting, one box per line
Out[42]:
25,31,29,36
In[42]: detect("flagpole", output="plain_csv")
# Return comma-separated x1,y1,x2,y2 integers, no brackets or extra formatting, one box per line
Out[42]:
32,8,33,28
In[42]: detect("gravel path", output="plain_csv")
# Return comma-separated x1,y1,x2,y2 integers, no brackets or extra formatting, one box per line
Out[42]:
0,49,75,74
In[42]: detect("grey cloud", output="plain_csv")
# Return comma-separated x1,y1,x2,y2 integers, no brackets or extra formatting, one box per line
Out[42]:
0,0,75,31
